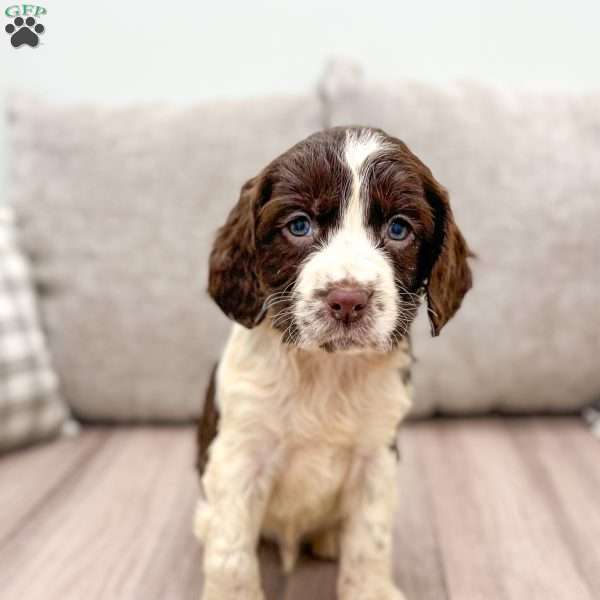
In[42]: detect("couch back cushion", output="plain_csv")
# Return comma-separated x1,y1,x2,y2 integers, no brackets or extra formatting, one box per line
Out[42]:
8,95,322,421
322,63,600,415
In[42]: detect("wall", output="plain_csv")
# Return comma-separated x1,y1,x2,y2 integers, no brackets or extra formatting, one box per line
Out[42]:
1,0,600,202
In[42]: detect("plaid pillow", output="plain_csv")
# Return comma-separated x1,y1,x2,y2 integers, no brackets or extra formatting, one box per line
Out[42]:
0,207,68,452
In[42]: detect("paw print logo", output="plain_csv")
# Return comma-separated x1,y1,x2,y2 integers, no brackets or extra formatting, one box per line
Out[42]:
5,16,45,48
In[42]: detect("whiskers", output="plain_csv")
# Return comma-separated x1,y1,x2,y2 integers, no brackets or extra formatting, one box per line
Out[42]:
264,278,423,352
262,284,304,345
380,279,424,351
394,278,425,303
262,282,296,311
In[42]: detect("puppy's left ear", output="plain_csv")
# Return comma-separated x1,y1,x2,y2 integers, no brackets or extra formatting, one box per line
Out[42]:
208,174,270,328
422,175,473,337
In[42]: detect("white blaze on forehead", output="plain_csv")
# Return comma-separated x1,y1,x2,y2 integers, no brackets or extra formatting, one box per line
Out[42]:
342,130,383,234
296,129,391,288
344,130,382,175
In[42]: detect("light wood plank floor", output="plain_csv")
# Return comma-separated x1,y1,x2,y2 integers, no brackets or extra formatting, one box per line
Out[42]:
0,418,598,600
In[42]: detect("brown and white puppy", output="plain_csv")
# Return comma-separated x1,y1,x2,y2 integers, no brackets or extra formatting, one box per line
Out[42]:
195,126,472,600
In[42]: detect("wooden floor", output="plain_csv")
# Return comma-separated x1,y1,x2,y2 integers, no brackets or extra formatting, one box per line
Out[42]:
0,418,598,600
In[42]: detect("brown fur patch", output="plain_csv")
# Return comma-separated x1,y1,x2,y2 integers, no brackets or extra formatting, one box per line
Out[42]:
196,363,219,477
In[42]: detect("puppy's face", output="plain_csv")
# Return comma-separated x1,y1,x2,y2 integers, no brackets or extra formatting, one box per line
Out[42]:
209,127,472,352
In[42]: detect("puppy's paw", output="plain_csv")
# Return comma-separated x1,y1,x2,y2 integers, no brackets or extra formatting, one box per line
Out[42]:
339,579,406,600
202,550,264,600
384,587,407,600
201,581,264,600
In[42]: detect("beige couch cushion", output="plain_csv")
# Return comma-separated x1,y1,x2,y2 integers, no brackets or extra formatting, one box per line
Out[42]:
322,62,600,415
8,95,322,421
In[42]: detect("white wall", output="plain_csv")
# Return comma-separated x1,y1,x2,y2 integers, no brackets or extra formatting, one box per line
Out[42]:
2,0,600,201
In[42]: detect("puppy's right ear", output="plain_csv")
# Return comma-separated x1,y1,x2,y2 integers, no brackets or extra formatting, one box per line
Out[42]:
208,175,270,328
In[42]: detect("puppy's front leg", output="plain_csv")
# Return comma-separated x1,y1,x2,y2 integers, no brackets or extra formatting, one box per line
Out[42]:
198,431,279,600
338,448,406,600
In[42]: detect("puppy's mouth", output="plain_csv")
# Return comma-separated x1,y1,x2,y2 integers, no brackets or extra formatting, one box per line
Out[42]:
319,333,368,353
310,315,373,352
287,295,391,352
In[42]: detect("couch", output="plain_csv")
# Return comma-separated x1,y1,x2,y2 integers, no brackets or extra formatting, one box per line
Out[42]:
1,61,599,600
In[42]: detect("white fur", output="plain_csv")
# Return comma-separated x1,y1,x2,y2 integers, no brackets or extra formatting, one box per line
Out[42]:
195,322,411,599
195,131,411,600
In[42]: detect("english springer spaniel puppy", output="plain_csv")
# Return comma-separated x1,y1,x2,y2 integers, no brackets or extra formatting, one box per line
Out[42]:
195,126,472,600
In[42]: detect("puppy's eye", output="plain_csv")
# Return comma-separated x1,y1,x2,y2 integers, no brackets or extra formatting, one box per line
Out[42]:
287,216,313,237
387,217,411,242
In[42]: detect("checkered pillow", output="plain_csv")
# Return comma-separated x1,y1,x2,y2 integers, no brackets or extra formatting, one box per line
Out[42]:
0,207,68,452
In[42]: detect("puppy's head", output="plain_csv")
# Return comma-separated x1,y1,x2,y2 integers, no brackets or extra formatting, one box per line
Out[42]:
209,126,472,352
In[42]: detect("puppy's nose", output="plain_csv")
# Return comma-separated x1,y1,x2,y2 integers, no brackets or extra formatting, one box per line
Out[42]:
326,288,369,323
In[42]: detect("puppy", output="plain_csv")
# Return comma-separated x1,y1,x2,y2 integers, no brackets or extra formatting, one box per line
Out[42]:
195,126,472,600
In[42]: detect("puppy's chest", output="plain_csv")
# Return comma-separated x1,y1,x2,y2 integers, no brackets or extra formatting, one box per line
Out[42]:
263,383,398,533
265,438,355,536
274,369,405,448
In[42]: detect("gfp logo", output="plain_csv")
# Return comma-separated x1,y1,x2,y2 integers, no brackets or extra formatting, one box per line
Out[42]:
4,4,46,47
